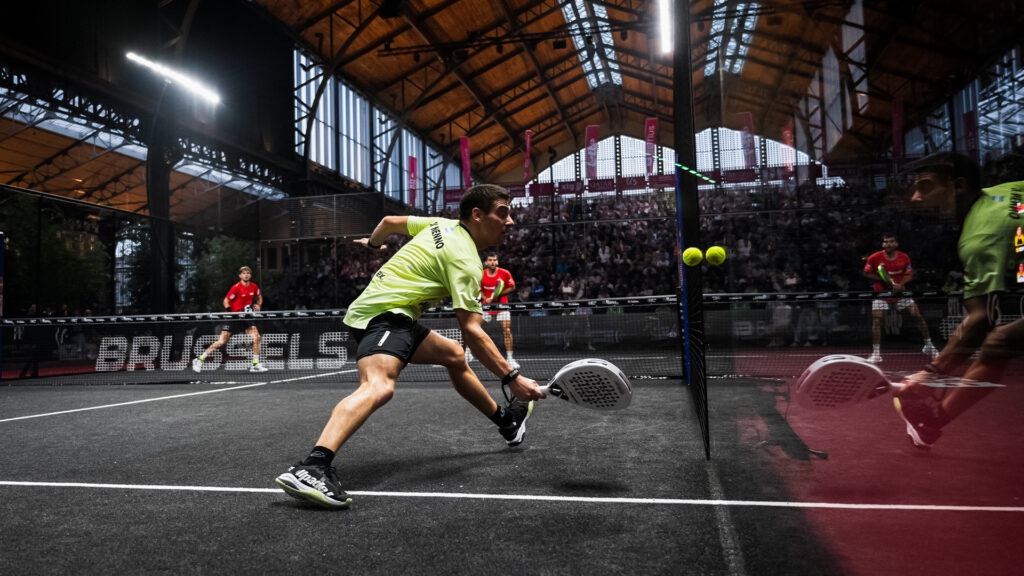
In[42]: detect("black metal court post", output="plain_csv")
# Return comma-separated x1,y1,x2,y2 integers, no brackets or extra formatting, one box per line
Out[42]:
672,0,710,459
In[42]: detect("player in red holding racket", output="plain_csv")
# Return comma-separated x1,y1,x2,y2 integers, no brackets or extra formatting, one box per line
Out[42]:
192,265,267,373
862,233,938,363
481,252,518,369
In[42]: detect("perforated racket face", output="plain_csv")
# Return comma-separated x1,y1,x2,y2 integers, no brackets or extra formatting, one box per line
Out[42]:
795,355,889,410
548,358,632,410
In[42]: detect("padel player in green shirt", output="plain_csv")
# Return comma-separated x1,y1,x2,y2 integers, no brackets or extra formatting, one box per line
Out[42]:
894,152,1023,449
275,184,546,509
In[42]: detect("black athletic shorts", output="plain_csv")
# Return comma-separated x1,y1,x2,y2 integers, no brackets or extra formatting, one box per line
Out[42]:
350,312,431,364
219,320,256,334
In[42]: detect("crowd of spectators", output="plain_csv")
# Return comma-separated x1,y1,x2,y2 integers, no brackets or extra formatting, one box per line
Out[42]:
267,182,965,310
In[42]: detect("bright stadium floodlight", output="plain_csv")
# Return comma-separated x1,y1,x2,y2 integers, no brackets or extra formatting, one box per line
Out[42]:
658,0,672,54
126,51,221,105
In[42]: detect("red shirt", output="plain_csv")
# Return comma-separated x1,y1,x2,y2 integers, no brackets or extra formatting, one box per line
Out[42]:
864,251,912,292
482,268,514,312
226,281,260,312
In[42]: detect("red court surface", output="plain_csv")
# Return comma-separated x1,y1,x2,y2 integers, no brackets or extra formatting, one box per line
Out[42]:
713,353,1024,576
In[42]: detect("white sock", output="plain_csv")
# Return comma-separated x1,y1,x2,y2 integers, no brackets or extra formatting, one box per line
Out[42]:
252,355,260,363
924,339,933,345
872,346,880,354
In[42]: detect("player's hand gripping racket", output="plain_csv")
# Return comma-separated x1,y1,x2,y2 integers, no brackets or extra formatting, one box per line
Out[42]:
877,264,894,288
504,358,633,410
492,280,504,300
793,354,891,410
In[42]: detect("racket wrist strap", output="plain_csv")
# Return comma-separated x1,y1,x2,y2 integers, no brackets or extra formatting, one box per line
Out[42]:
501,368,520,386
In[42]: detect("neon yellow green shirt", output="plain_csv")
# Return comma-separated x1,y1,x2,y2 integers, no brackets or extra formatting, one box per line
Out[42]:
343,217,483,329
959,181,1023,298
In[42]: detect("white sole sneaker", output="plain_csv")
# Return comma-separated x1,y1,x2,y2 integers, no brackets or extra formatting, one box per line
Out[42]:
275,472,351,509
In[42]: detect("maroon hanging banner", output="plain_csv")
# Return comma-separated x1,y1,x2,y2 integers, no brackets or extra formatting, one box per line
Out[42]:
589,178,616,192
460,137,472,189
531,182,554,197
506,184,526,198
649,173,677,188
617,176,646,192
781,122,795,173
524,129,532,184
734,112,756,169
558,180,584,195
408,156,418,207
644,118,658,175
585,125,599,179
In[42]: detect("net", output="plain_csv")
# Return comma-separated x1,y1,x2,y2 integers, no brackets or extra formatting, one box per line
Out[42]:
1,296,683,386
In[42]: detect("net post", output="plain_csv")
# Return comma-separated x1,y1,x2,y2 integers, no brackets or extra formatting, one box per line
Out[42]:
672,1,710,459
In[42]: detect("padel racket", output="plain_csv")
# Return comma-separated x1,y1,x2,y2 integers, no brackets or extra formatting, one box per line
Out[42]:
876,264,894,287
505,358,633,410
492,279,504,299
794,354,891,410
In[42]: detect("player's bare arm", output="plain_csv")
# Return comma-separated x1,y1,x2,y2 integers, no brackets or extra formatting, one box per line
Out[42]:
455,308,545,401
354,215,410,249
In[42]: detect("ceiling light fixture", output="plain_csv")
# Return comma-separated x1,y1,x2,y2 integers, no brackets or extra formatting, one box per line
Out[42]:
658,0,673,54
126,51,221,105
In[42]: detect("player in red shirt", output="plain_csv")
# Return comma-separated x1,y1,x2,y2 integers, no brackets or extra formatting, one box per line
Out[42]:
862,234,937,363
481,252,518,368
192,266,267,373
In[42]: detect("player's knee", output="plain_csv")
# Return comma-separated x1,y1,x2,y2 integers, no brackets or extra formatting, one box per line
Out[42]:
366,377,395,407
445,344,468,368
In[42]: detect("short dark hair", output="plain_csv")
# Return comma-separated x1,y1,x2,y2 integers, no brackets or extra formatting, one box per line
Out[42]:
484,251,498,259
459,184,510,221
882,233,897,241
906,152,980,191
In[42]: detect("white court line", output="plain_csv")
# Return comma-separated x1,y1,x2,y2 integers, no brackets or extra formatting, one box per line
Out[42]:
1,480,1022,512
0,369,356,424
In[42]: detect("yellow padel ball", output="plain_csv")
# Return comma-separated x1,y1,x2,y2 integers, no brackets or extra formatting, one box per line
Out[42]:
682,247,703,266
706,245,727,265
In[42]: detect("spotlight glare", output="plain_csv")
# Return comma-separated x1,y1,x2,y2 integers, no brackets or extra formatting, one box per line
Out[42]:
126,51,221,105
658,0,673,54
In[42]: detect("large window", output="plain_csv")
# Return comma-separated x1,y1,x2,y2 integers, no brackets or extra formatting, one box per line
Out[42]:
338,82,371,186
293,51,335,170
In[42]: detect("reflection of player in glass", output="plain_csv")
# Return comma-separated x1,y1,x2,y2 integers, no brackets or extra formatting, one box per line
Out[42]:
274,185,545,509
191,266,266,373
863,234,938,363
482,252,517,369
894,153,1023,448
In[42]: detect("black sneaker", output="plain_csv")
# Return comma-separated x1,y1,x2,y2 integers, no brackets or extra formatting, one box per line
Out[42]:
274,463,352,509
499,399,534,447
893,386,943,449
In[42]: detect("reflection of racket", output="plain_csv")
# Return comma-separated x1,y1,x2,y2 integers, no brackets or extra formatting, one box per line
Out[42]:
877,264,893,287
794,355,890,410
493,279,505,299
506,358,633,410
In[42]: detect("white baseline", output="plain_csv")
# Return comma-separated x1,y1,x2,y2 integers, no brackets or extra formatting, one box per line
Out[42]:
0,369,357,424
0,480,1022,512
